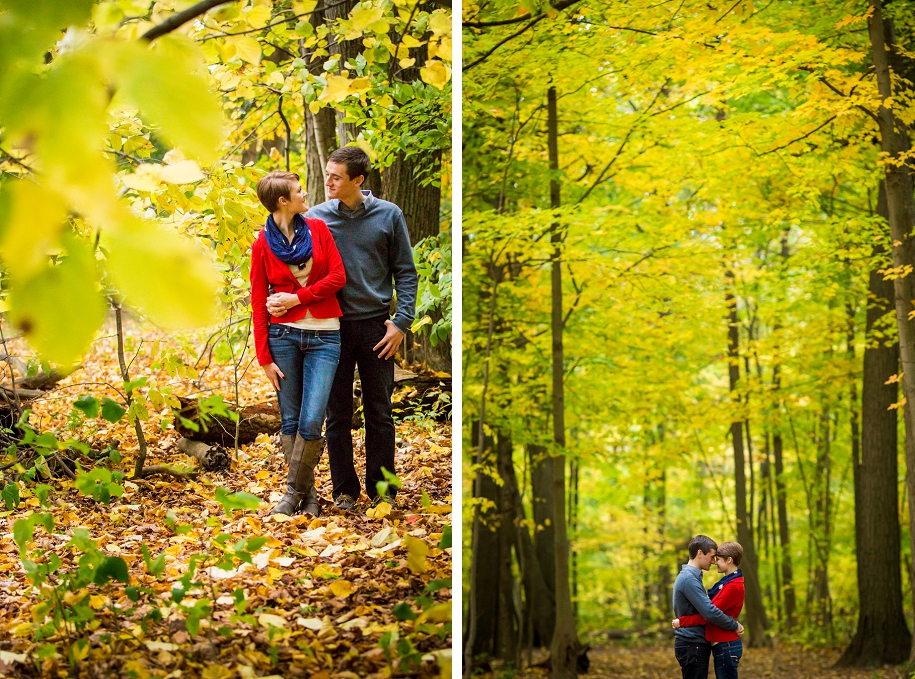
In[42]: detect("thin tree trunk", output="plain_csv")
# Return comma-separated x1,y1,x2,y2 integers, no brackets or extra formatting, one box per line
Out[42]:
547,84,579,679
529,442,557,646
837,180,911,666
725,269,771,646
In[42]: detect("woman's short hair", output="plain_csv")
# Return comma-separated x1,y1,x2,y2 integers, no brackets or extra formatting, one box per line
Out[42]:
328,146,371,183
256,171,300,212
717,542,743,566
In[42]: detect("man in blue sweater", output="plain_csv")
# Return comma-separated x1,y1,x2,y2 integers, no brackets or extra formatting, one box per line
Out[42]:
673,535,744,679
301,147,418,510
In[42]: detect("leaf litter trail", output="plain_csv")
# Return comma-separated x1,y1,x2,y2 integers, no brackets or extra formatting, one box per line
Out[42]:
0,320,453,678
486,644,906,678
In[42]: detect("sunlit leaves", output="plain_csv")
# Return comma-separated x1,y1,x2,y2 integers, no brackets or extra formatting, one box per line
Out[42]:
102,219,220,329
7,236,107,366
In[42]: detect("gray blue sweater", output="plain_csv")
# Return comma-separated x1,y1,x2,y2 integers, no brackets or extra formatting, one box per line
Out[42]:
307,191,418,333
672,564,738,643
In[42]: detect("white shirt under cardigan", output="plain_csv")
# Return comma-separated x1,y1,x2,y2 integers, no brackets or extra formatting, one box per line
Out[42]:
279,259,341,331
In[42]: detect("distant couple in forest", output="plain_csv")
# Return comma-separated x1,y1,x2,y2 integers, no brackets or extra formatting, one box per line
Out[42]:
672,535,745,679
248,146,418,517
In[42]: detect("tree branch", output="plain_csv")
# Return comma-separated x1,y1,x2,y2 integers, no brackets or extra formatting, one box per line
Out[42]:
761,116,837,155
141,0,236,43
464,0,582,28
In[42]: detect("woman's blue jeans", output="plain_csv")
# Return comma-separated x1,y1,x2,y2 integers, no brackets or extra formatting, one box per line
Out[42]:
267,325,340,440
712,639,742,679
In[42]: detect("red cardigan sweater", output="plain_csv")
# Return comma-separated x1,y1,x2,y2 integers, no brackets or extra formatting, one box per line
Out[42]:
679,575,744,642
249,217,345,366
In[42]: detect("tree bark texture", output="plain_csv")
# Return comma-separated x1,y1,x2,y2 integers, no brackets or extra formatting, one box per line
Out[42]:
837,181,911,667
724,272,771,646
866,4,915,662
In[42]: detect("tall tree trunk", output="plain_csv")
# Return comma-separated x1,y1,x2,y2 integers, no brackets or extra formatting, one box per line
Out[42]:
866,4,915,661
837,181,911,666
547,84,579,679
725,269,771,646
495,432,519,660
529,442,557,646
772,233,797,628
302,5,337,205
813,407,832,636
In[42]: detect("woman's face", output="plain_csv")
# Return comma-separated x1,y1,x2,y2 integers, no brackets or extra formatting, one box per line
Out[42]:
281,182,307,213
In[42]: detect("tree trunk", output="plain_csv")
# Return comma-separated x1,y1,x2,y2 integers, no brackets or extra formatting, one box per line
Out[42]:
495,432,519,660
812,407,832,636
301,5,339,205
547,84,579,679
724,270,771,646
529,441,556,646
837,181,911,666
866,4,915,662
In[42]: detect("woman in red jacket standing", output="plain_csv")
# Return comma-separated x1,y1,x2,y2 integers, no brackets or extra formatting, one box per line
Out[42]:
250,172,346,517
673,542,745,679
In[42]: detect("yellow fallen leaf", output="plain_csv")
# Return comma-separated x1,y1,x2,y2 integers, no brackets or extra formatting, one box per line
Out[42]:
89,594,108,610
328,579,353,598
297,617,324,630
313,563,341,579
202,666,235,679
255,433,271,444
417,602,451,623
258,613,287,628
366,501,391,518
405,535,429,574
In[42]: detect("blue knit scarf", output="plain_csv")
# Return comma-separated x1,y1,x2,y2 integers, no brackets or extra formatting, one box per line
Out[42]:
265,213,312,269
708,568,742,599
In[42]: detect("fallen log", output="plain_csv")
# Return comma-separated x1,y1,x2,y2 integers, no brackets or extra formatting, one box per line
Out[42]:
176,437,231,472
173,396,281,446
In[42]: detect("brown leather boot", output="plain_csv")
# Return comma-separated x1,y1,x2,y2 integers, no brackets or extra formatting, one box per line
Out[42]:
298,437,325,516
280,434,295,465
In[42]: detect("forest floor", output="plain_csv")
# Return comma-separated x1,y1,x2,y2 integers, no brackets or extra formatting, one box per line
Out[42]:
482,643,907,678
0,318,453,678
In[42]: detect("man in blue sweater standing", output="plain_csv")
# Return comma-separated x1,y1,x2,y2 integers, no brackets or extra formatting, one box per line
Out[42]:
673,535,744,679
300,147,418,510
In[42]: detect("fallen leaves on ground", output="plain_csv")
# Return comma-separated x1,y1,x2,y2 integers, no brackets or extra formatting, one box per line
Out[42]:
0,318,452,678
481,643,907,679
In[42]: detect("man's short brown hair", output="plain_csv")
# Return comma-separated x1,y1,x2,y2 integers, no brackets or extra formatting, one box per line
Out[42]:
688,535,717,559
256,171,300,212
328,146,371,184
716,542,743,566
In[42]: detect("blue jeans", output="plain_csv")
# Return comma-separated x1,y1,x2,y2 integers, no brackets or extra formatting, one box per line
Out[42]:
267,325,340,440
674,639,711,679
712,639,742,679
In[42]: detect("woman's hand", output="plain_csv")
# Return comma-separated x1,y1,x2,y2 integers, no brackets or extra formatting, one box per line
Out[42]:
262,362,285,391
267,292,300,317
671,619,680,630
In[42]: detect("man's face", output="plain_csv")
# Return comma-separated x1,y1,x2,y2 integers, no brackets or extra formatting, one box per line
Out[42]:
325,161,363,201
697,549,717,571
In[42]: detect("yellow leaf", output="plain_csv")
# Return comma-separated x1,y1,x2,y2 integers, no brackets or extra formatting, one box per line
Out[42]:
349,5,384,32
121,165,163,191
417,602,451,623
429,10,450,36
366,501,392,518
255,470,270,480
226,36,262,65
0,180,68,280
420,60,450,89
255,432,272,444
319,75,352,103
328,579,353,598
257,613,287,628
201,667,234,679
350,76,372,94
405,535,429,573
398,58,416,69
401,35,422,48
158,160,205,184
89,594,108,610
297,617,324,630
245,4,272,28
313,563,341,579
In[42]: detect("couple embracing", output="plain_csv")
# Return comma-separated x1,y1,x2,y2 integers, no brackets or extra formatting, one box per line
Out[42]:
249,146,418,517
672,535,745,679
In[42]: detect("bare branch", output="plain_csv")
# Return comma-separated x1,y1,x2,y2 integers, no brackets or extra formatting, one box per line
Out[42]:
141,0,236,43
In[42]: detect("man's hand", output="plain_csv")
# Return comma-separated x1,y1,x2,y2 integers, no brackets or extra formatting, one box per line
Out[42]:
671,619,680,630
737,623,744,636
267,292,299,317
373,320,404,360
262,362,285,391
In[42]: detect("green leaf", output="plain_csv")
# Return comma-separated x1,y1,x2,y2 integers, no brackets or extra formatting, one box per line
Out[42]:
101,398,126,423
438,525,451,550
94,556,129,585
73,395,100,418
214,488,262,514
392,602,416,621
102,218,220,329
7,235,107,366
35,484,52,505
2,483,19,510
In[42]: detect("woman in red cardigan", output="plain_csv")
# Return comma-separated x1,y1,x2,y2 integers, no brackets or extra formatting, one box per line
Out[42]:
250,171,345,517
672,542,745,679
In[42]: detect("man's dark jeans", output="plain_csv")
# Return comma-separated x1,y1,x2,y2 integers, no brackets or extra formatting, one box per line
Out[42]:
674,639,711,679
325,314,396,501
712,639,742,679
